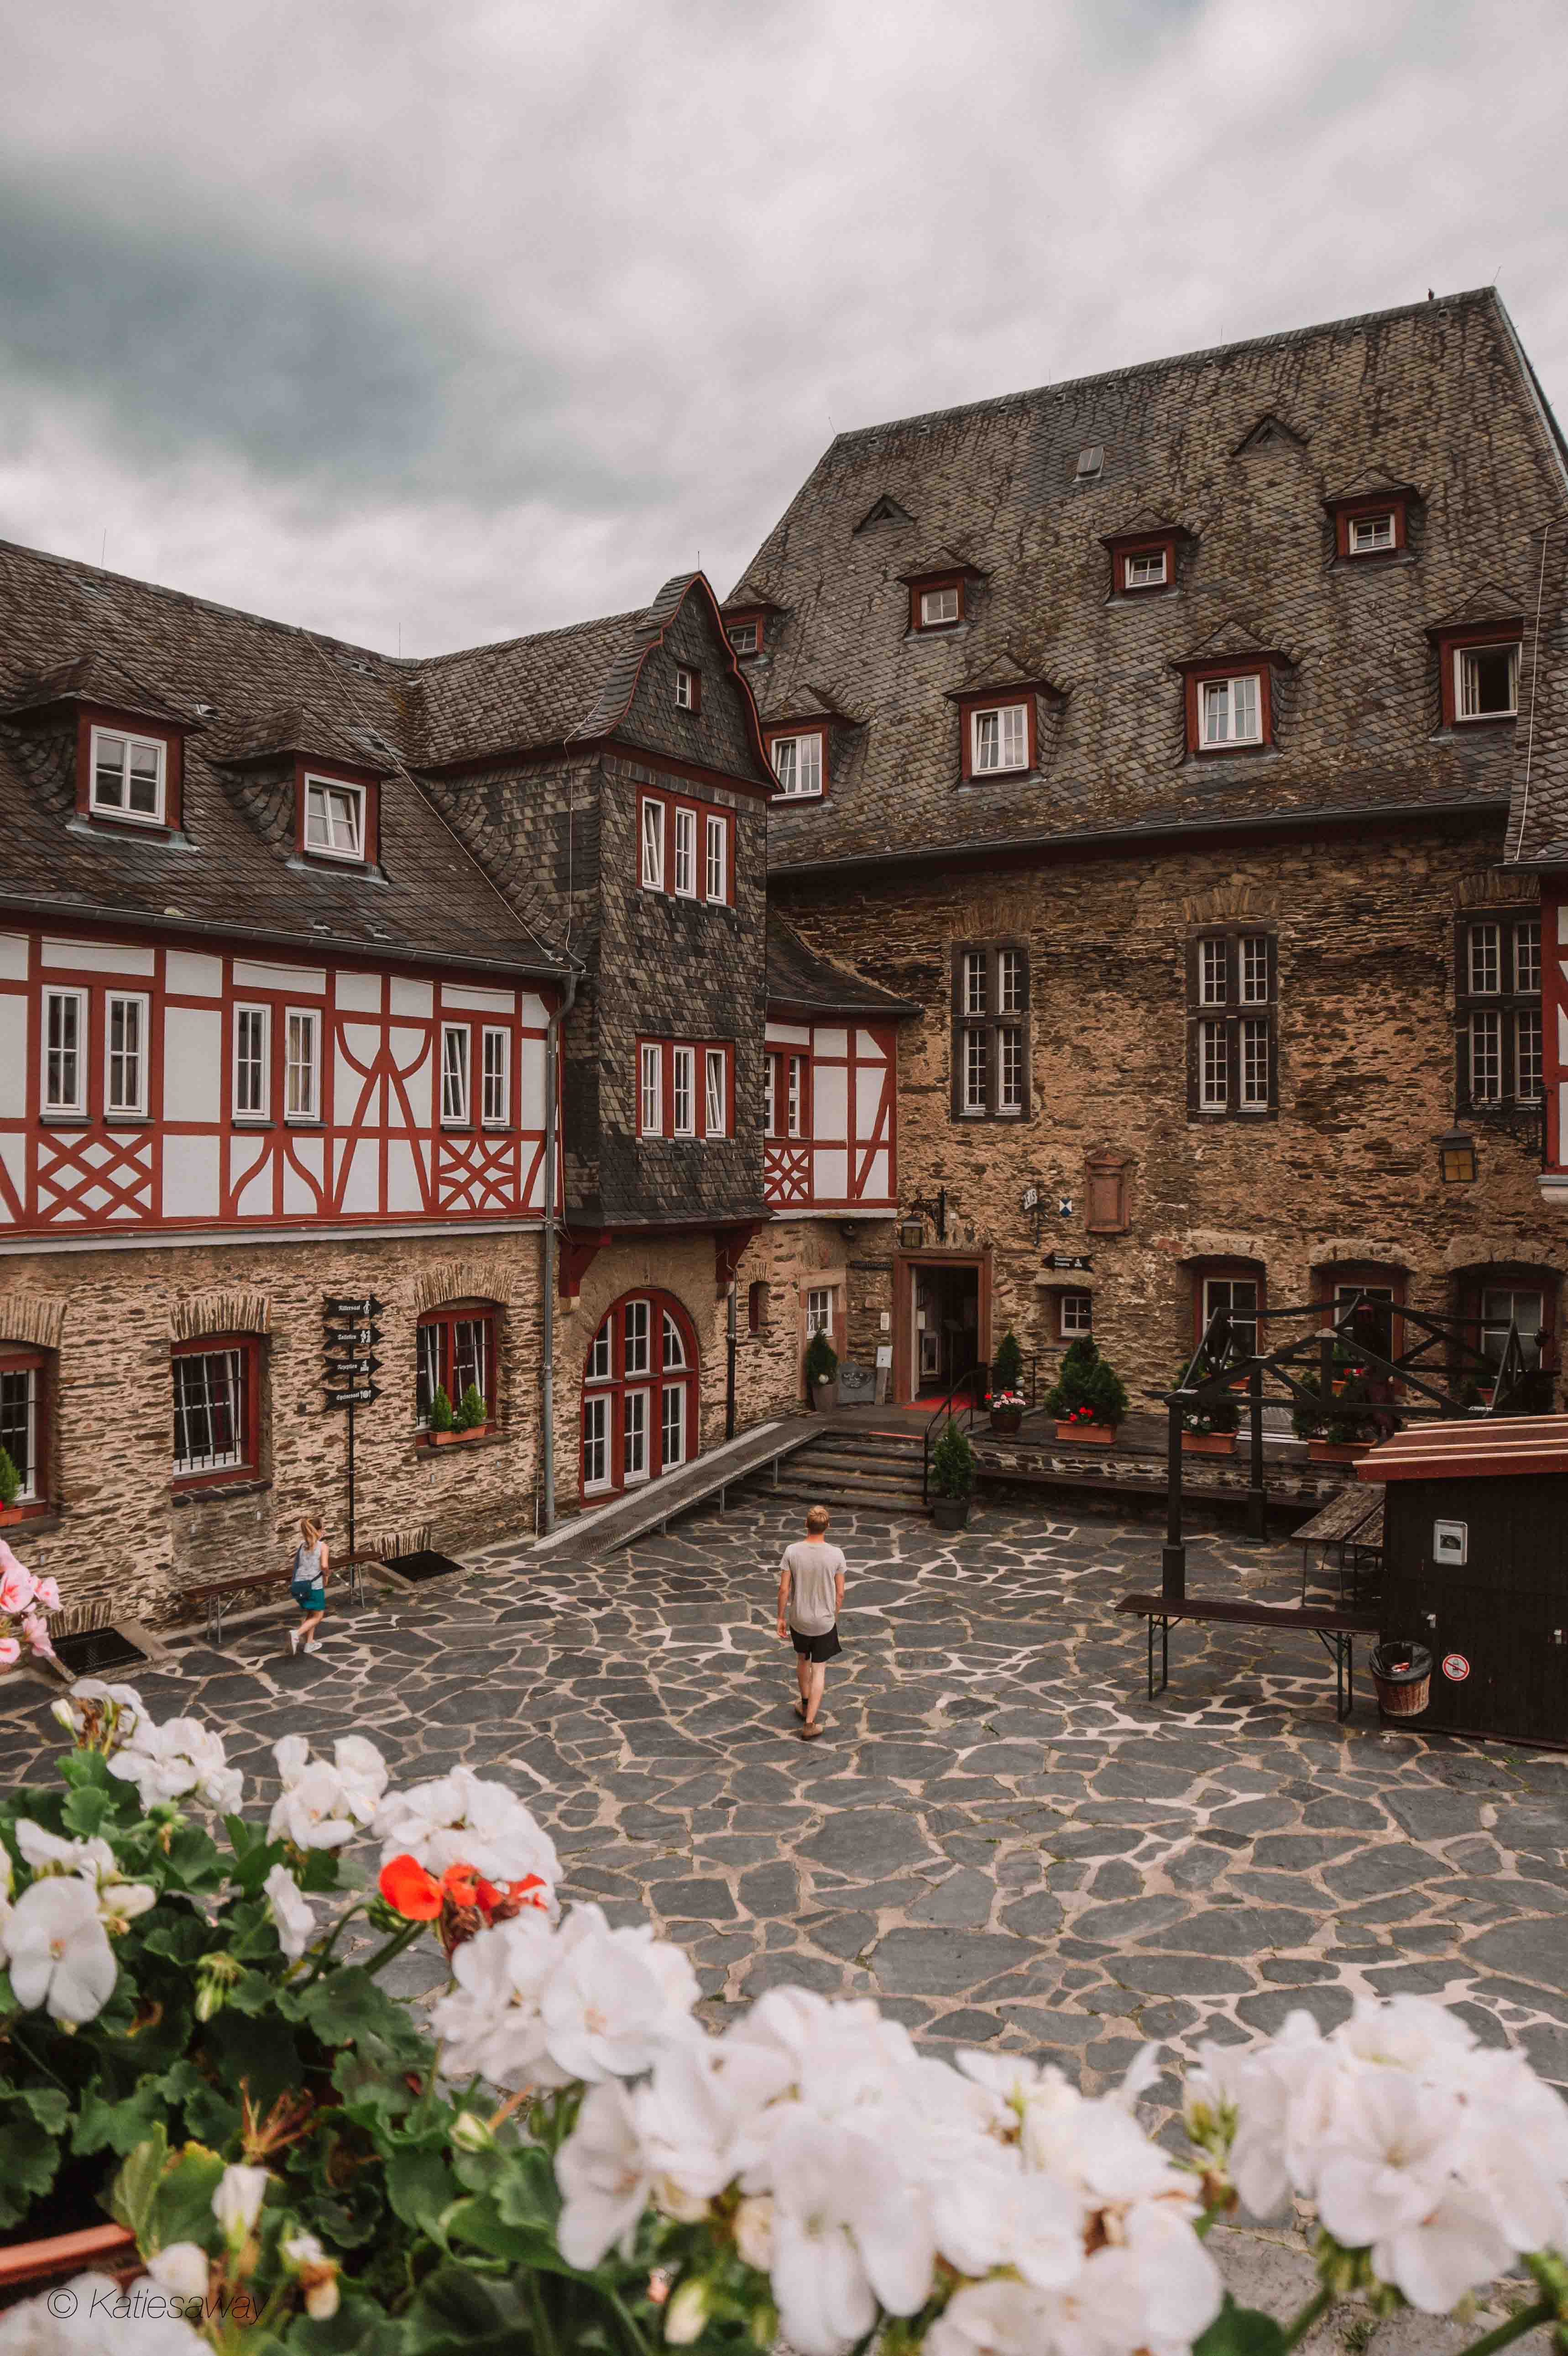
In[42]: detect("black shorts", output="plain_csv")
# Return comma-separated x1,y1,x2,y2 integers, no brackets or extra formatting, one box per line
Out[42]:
791,1624,842,1663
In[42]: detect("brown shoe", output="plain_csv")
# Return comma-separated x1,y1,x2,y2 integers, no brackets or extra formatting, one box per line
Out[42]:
800,1721,823,1740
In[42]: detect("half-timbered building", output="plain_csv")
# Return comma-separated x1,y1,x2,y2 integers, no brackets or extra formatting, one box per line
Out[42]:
732,288,1568,1410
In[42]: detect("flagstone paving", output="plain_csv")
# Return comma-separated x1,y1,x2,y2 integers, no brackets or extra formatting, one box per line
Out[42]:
4,1495,1568,2122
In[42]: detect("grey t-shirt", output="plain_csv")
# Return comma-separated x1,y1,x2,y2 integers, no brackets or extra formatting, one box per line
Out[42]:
781,1540,846,1635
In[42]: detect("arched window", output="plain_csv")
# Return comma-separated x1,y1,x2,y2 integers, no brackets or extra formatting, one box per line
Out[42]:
582,1291,699,1497
417,1300,499,1429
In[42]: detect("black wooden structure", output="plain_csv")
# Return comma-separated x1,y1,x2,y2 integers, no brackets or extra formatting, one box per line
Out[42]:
1356,1419,1568,1746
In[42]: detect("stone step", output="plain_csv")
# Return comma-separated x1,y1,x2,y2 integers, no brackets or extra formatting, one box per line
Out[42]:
788,1447,927,1478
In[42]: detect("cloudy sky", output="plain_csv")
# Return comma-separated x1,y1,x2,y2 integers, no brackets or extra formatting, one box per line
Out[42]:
2,0,1564,655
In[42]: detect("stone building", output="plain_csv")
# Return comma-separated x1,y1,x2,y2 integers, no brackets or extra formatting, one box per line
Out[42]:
735,288,1567,1407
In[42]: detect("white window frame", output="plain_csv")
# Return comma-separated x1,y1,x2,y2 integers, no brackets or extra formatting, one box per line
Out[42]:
89,726,166,826
1239,936,1270,1004
284,1008,320,1123
964,950,987,1016
1198,1018,1228,1110
674,666,696,712
583,1393,611,1492
785,1055,803,1138
1481,1287,1545,1367
673,806,697,898
640,798,665,891
770,731,824,799
1516,1007,1544,1105
1060,1291,1093,1337
622,1387,650,1484
623,1298,651,1377
705,812,727,902
41,988,86,1118
172,1344,248,1477
587,1316,612,1383
805,1287,833,1339
440,1023,471,1126
998,1026,1024,1115
971,702,1029,775
1239,1016,1270,1110
661,1310,687,1371
962,1027,988,1115
1200,673,1262,748
997,949,1024,1014
1469,1009,1504,1104
105,991,150,1120
1203,1277,1260,1358
727,619,758,655
1455,643,1519,722
763,1056,775,1136
233,1004,270,1121
920,585,961,628
303,775,366,862
1348,512,1396,555
639,1042,662,1136
1468,922,1501,995
481,1026,510,1127
1198,939,1227,1007
1515,916,1541,994
661,1381,687,1471
0,1363,38,1503
672,1045,695,1138
1124,550,1167,590
704,1046,727,1138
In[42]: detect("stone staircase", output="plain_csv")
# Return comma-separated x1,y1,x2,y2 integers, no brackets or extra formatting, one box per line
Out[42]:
739,1422,929,1518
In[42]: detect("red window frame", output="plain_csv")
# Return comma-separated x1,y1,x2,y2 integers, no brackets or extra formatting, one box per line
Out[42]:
580,1289,699,1498
725,608,768,657
674,664,702,716
1437,624,1523,728
1106,533,1179,597
764,1047,811,1140
957,692,1038,783
764,723,829,803
908,571,968,633
170,1332,262,1493
1330,493,1408,561
1181,661,1273,757
635,1038,735,1139
74,706,183,833
0,1344,51,1518
637,787,733,905
416,1301,499,1432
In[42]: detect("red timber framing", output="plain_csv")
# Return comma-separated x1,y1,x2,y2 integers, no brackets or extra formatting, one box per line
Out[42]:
0,921,559,1243
762,1019,897,1213
1545,880,1568,1197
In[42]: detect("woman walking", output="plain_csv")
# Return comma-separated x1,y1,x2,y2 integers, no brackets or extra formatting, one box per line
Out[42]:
287,1514,329,1655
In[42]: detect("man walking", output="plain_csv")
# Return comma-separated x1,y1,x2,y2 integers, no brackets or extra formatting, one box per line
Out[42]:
777,1503,846,1740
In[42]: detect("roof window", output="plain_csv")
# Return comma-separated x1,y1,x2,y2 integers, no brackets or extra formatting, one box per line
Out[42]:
303,776,367,861
1075,445,1104,479
89,727,167,827
674,665,700,714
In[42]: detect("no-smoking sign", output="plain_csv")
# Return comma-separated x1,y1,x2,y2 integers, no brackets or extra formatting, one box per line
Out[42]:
1442,1653,1471,1683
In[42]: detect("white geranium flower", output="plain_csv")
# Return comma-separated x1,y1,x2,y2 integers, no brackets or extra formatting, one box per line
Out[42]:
1122,2201,1224,2353
107,1715,240,1813
263,1863,316,1961
1315,2072,1460,2248
927,2276,1052,2356
146,2243,210,2300
15,1821,114,1877
267,1760,359,1851
281,2230,340,2319
2,1876,117,2022
767,2118,883,2356
540,1907,699,2083
1369,2181,1515,2314
329,1735,388,1822
373,1764,559,1894
0,2271,204,2350
555,2079,653,2268
211,2162,271,2248
1035,2244,1154,2356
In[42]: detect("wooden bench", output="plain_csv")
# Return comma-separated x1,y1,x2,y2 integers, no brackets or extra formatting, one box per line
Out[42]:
1115,1592,1380,1719
184,1551,372,1645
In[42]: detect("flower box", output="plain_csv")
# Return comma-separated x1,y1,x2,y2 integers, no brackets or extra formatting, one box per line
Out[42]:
0,2221,139,2296
1308,1438,1366,1465
1182,1431,1236,1456
429,1424,487,1447
1056,1420,1115,1446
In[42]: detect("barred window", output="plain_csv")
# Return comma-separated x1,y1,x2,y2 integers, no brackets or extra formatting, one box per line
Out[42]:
1456,912,1542,1116
1188,930,1277,1118
951,943,1030,1121
172,1341,255,1481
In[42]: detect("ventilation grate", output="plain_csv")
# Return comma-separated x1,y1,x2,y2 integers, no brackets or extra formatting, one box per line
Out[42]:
385,1549,465,1585
52,1626,148,1675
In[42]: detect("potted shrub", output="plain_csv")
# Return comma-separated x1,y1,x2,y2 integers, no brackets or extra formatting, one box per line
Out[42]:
1293,1356,1378,1462
453,1381,489,1438
988,1331,1027,1432
0,1443,21,1526
804,1328,839,1411
1044,1337,1128,1445
427,1384,460,1445
929,1417,975,1530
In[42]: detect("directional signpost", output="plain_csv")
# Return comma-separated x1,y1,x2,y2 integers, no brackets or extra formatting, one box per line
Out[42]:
322,1295,384,1555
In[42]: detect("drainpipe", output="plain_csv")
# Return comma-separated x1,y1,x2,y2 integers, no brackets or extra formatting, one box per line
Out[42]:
539,962,580,1535
726,1279,738,1440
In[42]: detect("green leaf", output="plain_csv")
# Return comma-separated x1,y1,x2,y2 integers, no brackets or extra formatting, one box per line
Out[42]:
142,1916,215,1966
0,2095,65,2230
110,2127,170,2243
60,1783,116,1837
11,2084,71,2133
149,2142,226,2251
490,2144,561,2232
386,2144,458,2240
443,2193,558,2268
285,1966,428,2065
74,2076,178,2158
1193,2298,1290,2356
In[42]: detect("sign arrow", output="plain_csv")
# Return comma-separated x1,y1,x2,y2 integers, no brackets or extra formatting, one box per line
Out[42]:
324,1295,385,1318
325,1323,381,1349
323,1355,381,1379
324,1384,380,1409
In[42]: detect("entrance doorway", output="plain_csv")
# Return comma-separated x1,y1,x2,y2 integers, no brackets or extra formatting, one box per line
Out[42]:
898,1255,985,1402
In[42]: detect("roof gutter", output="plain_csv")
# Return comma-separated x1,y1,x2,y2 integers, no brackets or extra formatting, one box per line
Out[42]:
767,994,921,1022
0,892,568,986
766,795,1511,885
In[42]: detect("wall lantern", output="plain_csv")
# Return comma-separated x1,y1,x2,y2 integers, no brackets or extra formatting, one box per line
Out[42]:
1437,1127,1479,1184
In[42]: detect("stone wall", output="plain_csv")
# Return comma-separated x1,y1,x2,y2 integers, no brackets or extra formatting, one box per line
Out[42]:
0,1231,549,1628
772,819,1560,1407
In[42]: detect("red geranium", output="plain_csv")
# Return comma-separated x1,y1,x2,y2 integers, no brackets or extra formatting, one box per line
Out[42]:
379,1854,552,1953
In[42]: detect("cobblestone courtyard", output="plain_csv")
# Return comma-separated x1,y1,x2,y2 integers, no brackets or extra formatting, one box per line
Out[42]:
5,1495,1568,2115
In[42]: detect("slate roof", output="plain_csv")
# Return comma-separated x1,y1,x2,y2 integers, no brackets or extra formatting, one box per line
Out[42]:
765,913,919,1019
736,289,1568,874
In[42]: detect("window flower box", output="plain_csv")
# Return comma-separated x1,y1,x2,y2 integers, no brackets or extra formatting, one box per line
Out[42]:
429,1424,488,1448
1182,1430,1237,1456
1307,1438,1367,1465
1055,1419,1115,1446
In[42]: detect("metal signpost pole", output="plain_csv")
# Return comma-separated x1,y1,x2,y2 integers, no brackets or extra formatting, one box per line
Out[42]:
347,1397,356,1560
1162,1395,1186,1603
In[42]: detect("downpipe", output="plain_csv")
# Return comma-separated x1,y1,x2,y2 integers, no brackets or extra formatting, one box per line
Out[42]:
539,962,580,1536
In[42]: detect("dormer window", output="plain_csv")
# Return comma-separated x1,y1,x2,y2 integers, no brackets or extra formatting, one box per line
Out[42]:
1199,673,1262,749
1124,550,1167,590
1103,526,1183,601
920,586,961,628
971,703,1029,775
1348,513,1396,555
768,728,825,800
727,621,758,655
724,605,770,657
1436,624,1521,727
303,776,366,861
90,727,166,825
674,665,700,713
